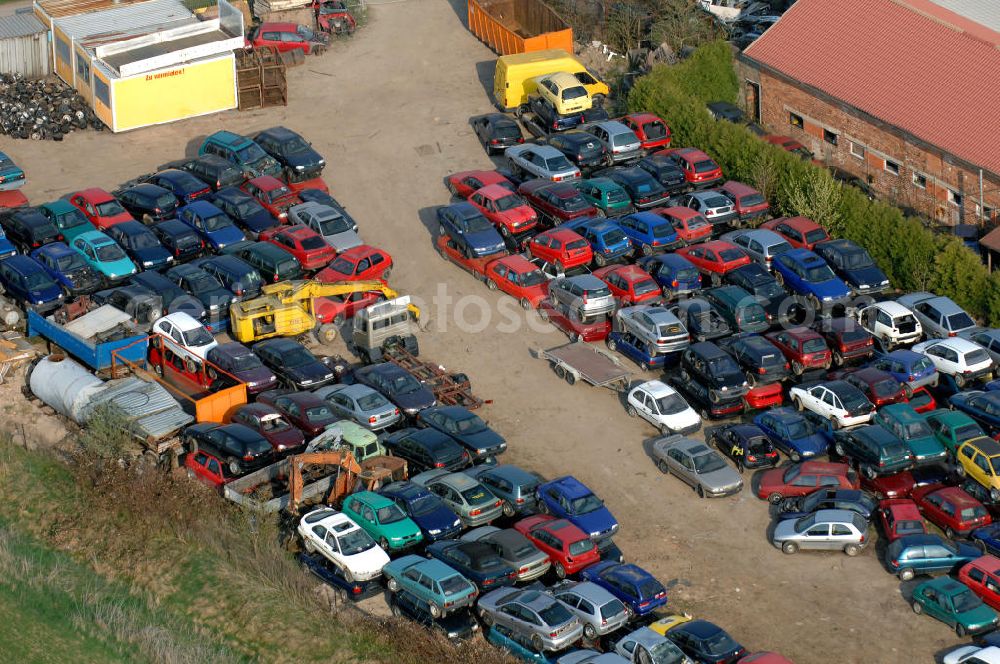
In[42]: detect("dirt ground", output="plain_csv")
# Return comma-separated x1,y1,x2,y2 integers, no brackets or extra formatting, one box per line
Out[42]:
4,0,964,661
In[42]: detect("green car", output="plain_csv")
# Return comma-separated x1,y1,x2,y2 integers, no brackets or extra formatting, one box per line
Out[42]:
383,554,476,617
70,230,137,284
925,409,988,455
39,200,95,244
573,177,634,217
341,491,423,551
874,403,946,465
911,577,998,636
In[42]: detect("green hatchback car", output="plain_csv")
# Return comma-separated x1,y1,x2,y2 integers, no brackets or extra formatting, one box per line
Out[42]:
39,200,95,244
911,577,998,636
925,410,988,455
874,403,947,465
573,177,634,217
341,491,423,551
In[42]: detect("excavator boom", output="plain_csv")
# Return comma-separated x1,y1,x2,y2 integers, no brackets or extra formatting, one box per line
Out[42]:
260,279,421,319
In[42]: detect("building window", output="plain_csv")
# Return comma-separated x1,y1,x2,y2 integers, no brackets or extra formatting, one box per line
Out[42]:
823,129,838,146
913,173,927,189
94,77,110,106
849,141,865,159
789,112,803,129
76,56,90,84
884,160,900,176
948,189,963,207
56,37,71,64
985,205,995,221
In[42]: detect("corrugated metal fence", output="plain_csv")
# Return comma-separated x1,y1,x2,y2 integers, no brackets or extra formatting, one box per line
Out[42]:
0,13,50,79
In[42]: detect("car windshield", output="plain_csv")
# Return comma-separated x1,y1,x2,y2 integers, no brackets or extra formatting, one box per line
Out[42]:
655,394,688,415
953,590,984,613
538,602,572,626
389,373,422,394
439,575,470,596
189,273,223,292
947,312,975,330
259,416,291,433
300,235,327,250
801,338,826,354
283,347,316,368
718,248,744,262
692,452,727,473
805,229,829,244
871,379,900,398
545,156,573,172
95,243,126,262
902,420,932,438
464,215,494,234
956,423,986,440
450,413,487,434
460,485,492,505
648,641,686,664
652,224,675,239
305,405,333,422
561,85,588,101
96,200,126,216
56,253,87,271
794,514,817,532
328,257,354,274
521,269,546,287
236,143,269,164
408,494,440,517
804,264,836,282
282,136,311,154
707,355,741,376
634,278,659,295
784,418,816,440
567,239,589,251
568,538,595,556
607,188,631,204
203,214,232,232
961,505,989,521
317,216,352,235
376,503,406,524
841,248,874,269
57,209,89,229
913,357,934,373
24,271,54,290
569,494,603,514
230,198,262,217
131,231,160,250
357,392,388,410
183,326,214,347
337,527,376,556
494,194,524,212
739,193,766,207
264,186,292,203
694,160,717,174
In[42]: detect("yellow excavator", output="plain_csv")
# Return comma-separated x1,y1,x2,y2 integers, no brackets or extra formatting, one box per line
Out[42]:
229,279,420,344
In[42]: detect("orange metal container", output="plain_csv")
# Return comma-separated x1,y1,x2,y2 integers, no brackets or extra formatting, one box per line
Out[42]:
467,0,573,55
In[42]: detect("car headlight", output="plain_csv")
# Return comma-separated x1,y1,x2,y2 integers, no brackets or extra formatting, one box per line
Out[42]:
318,159,325,166
858,284,869,289
142,260,153,268
590,531,602,538
300,378,315,386
428,529,441,535
881,279,890,286
295,165,305,171
404,407,420,415
822,296,833,302
476,448,488,455
453,519,461,527
390,536,402,542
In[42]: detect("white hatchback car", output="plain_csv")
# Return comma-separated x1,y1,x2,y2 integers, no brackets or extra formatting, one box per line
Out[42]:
297,508,390,582
789,380,875,429
855,301,922,348
626,380,701,435
912,337,994,387
151,311,217,366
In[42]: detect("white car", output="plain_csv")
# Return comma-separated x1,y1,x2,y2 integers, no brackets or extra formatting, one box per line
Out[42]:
626,380,701,435
944,645,1000,664
297,508,390,582
855,301,922,348
151,311,217,366
912,337,994,387
789,380,875,429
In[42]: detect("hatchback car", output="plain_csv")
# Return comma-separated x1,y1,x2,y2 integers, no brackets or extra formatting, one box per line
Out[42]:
625,380,700,435
379,480,462,542
542,132,608,170
104,220,173,270
719,229,792,270
719,180,769,223
580,561,667,616
505,144,581,182
70,230,136,284
913,337,994,387
252,337,335,389
614,628,690,664
341,491,424,552
0,254,62,312
416,405,507,463
315,383,400,431
113,183,180,223
463,465,544,518
653,205,712,244
707,423,780,472
38,200,94,245
910,577,998,636
754,461,858,503
199,130,282,179
657,147,723,188
229,403,305,454
437,202,506,259
182,422,274,476
426,539,516,592
651,434,743,498
461,526,550,582
551,581,630,640
898,292,978,340
913,484,992,539
772,509,869,555
672,190,736,229
477,587,583,653
831,424,912,478
573,178,634,217
594,167,670,209
790,380,875,429
760,216,830,250
152,311,217,365
874,403,947,464
813,238,890,296
383,555,477,618
352,362,436,416
513,514,600,578
636,154,687,193
65,188,135,229
637,253,702,299
30,242,101,296
411,470,503,527
665,620,746,664
537,476,618,541
584,121,641,165
617,211,681,256
382,427,469,473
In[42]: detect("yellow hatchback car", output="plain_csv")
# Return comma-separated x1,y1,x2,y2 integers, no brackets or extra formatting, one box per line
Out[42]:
532,72,593,115
956,436,1000,500
647,612,693,636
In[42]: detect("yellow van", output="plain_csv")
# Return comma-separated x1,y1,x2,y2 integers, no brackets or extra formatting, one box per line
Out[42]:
493,49,610,111
533,72,593,115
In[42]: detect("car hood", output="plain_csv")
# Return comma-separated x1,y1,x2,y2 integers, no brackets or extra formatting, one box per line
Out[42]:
207,226,246,247
343,543,391,572
166,295,207,321
242,209,279,234
99,258,136,279
284,147,324,171
234,365,278,386
700,465,743,491
27,284,62,303
412,507,462,534
286,361,334,383
380,518,423,541
0,238,15,256
790,433,830,455
454,427,505,451
772,518,801,540
263,426,305,449
390,386,437,412
843,264,888,287
325,229,363,252
135,246,173,266
811,277,852,300
497,208,536,227
662,406,701,430
464,228,504,251
906,435,944,456
570,507,617,537
66,266,101,289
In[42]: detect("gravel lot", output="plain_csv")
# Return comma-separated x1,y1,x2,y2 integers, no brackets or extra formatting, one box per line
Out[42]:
7,0,965,661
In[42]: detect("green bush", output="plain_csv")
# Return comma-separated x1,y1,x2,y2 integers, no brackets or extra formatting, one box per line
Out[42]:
628,41,1000,324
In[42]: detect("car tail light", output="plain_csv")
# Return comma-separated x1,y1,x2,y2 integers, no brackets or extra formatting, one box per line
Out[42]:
394,408,400,415
273,274,280,282
435,462,445,468
516,497,525,504
32,241,39,247
639,601,650,609
369,415,378,424
470,508,482,516
518,138,524,143
494,500,502,507
601,618,607,625
482,578,495,586
242,454,254,461
352,585,362,594
519,566,529,574
461,451,469,460
550,631,559,638
949,331,957,337
747,455,757,462
490,139,500,145
860,534,866,543
672,280,678,287
444,600,454,608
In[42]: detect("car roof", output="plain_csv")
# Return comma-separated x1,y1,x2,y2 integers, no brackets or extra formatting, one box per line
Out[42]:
248,175,286,190
636,380,677,399
158,311,203,331
205,130,250,147
492,254,538,274
35,241,74,258
480,464,539,485
76,230,114,245
182,200,224,215
658,205,701,220
538,71,583,87
688,341,729,359
964,437,1000,456
546,475,592,499
593,120,634,135
435,473,478,490
720,180,759,196
351,490,394,508
676,619,723,638
256,125,300,141
798,460,850,473
670,147,711,160
1,255,45,274
477,183,517,199
625,112,661,123
76,187,115,202
773,215,822,231
921,337,981,353
529,144,566,159
808,509,859,523
545,227,586,241
382,480,430,500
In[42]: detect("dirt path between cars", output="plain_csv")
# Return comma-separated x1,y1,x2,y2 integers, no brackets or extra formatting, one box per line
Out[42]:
9,0,960,661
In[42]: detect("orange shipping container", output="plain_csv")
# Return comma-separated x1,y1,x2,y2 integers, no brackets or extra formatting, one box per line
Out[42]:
467,0,573,55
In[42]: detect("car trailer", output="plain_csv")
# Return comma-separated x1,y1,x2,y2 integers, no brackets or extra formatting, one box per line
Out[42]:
532,341,630,391
383,341,486,410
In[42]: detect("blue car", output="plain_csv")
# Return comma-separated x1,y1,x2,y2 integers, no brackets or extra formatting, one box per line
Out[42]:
562,217,633,266
436,203,505,258
885,534,981,580
0,226,16,258
209,187,279,239
951,391,1000,435
536,476,618,540
579,561,667,616
30,242,102,295
636,253,701,299
144,169,211,204
104,220,173,270
485,625,556,663
753,407,832,461
379,481,462,542
971,523,1000,556
298,552,381,602
0,151,25,191
176,201,246,251
606,330,668,371
771,248,851,308
617,212,680,255
0,254,62,312
425,540,516,591
867,350,939,392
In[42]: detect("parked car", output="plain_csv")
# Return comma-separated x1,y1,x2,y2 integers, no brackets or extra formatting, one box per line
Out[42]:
760,216,830,250
471,113,524,154
0,254,62,312
389,590,479,642
259,223,336,271
143,169,212,205
955,437,1000,501
382,555,477,618
550,580,629,640
831,424,912,478
437,202,506,259
352,362,436,416
657,147,723,188
719,229,791,270
790,380,875,429
772,248,851,310
253,125,324,179
469,184,539,239
753,461,858,503
665,620,745,664
461,526,550,582
151,311,217,365
528,228,593,270
951,391,1000,436
716,333,788,386
199,130,281,179
707,423,780,472
625,380,700,435
152,219,204,261
341,491,423,552
113,183,179,224
723,262,792,327
592,265,657,306
463,465,543,518
416,405,506,463
446,170,516,199
754,408,832,461
182,422,274,476
240,175,303,221
38,200,94,245
703,285,768,334
573,180,633,221
548,274,614,319
247,21,329,54
583,121,641,165
959,555,1000,611
412,470,504,527
910,577,998,636
163,154,245,192
104,220,172,270
594,167,670,209
166,263,235,317
65,188,135,229
772,509,869,556
830,367,906,408
613,628,689,664
913,337,994,387
542,132,608,170
286,202,361,254
69,230,137,284
314,383,400,431
679,341,749,402
205,342,277,394
208,187,279,239
813,238,890,296
477,587,583,652
426,539,516,591
253,337,335,389
926,410,988,455
898,292,978,340
229,403,304,454
379,480,462,542
912,484,992,539
718,181,769,224
614,304,688,353
505,144,581,182
676,240,751,285
876,499,928,542
174,201,245,252
777,488,876,521
382,427,469,473
868,349,939,396
636,154,687,193
652,205,712,244
620,112,671,150
30,242,101,296
672,189,737,229
855,301,922,350
296,508,389,582
0,206,62,254
637,253,701,299
672,296,731,343
519,180,595,228
766,327,832,375
651,434,743,497
537,476,618,541
513,514,600,578
874,403,947,465
316,244,393,283
578,561,666,617
482,255,549,309
257,390,338,438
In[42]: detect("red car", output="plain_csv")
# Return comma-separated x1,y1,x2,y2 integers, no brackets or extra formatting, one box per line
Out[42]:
815,317,873,367
861,471,915,500
650,206,712,244
517,180,595,226
229,403,306,454
247,22,328,55
828,367,906,408
485,254,549,309
468,183,538,237
314,289,386,325
744,382,783,411
0,190,28,209
764,135,815,161
718,181,769,224
513,514,600,578
958,556,1000,611
675,240,751,283
66,188,134,229
620,113,671,150
447,170,516,199
755,460,858,503
184,447,231,488
876,498,927,542
286,174,329,194
760,216,830,250
257,391,338,439
592,264,661,305
527,228,592,270
912,484,992,538
538,299,610,343
656,147,722,188
909,386,937,414
260,224,336,271
315,244,393,282
241,175,302,221
765,327,832,374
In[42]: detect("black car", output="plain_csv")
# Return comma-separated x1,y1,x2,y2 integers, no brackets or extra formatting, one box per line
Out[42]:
130,270,206,320
152,219,204,261
416,405,507,463
540,130,606,169
776,488,877,521
813,238,890,296
209,187,279,239
252,337,335,390
723,262,795,327
254,126,325,180
92,286,164,326
707,423,779,472
389,589,479,641
526,95,582,134
165,263,235,316
142,169,212,204
191,254,263,299
381,427,469,473
234,241,303,283
680,342,749,400
182,422,274,476
113,183,178,223
831,423,911,478
206,342,279,395
637,154,688,193
300,552,381,602
0,207,62,253
672,297,731,343
470,113,524,155
352,362,437,416
717,332,790,386
706,101,744,123
161,155,244,192
105,220,173,270
425,540,516,592
667,619,746,664
703,285,769,334
592,166,670,209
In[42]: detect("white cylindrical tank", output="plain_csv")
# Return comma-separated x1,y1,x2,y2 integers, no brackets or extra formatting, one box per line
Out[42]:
29,354,104,423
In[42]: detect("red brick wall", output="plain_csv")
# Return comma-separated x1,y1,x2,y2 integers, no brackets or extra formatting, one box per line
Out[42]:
738,60,1000,227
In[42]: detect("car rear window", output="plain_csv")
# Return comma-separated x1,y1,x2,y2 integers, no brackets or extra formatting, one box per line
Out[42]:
961,506,988,521
966,349,990,365
495,125,520,139
703,196,730,208
840,328,870,344
676,268,699,282
634,278,659,295
694,160,717,173
642,121,666,139
652,224,674,239
802,338,826,353
606,189,630,204
895,520,924,536
600,599,627,619
947,312,975,330
612,132,639,147
718,248,744,262
545,156,573,172
871,379,899,397
804,228,829,244
739,193,766,207
568,538,595,556
561,86,588,101
440,575,470,596
562,194,592,213
739,304,766,324
587,285,611,298
461,485,492,505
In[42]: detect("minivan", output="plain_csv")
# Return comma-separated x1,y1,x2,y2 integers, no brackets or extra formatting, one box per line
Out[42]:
192,255,263,299
493,49,610,111
235,241,304,283
703,285,768,333
198,131,282,179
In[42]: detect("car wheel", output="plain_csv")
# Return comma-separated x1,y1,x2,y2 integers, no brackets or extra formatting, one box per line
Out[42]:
626,405,638,418
833,351,844,367
899,568,915,581
844,544,861,557
387,577,400,593
710,273,721,287
438,224,447,238
539,307,550,322
531,634,544,652
480,609,494,626
607,337,618,352
903,383,914,399
736,462,745,474
659,423,673,436
594,254,607,267
429,602,442,619
768,492,783,504
747,372,758,388
790,451,801,462
227,459,241,476
316,323,338,344
583,623,597,640
834,442,845,457
554,260,564,273
657,459,670,474
911,601,922,615
830,416,840,430
792,361,804,375
565,371,576,385
699,407,711,420
390,598,402,617
569,332,580,343
977,539,989,554
956,373,967,388
344,568,355,583
303,539,316,553
946,527,956,540
956,465,967,478
957,624,966,637
486,278,498,291
379,537,390,550
502,501,515,518
863,465,877,480
554,562,566,579
640,360,651,372
642,244,654,256
554,364,566,380
782,541,798,554
696,486,705,498
793,397,803,412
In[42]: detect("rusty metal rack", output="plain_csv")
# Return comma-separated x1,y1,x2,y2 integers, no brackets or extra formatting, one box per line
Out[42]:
383,343,486,410
235,46,287,111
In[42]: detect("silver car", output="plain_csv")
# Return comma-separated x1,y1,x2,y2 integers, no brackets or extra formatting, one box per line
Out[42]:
477,587,583,652
719,229,792,269
584,121,642,165
314,383,401,431
411,470,503,527
551,580,630,640
557,653,630,664
615,305,690,353
549,274,615,318
614,627,691,664
771,508,869,556
674,190,737,228
967,328,1000,365
461,526,551,582
287,201,362,253
897,292,977,339
651,435,743,498
505,144,582,182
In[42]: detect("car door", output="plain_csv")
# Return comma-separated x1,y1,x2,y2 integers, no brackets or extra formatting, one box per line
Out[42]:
802,523,831,550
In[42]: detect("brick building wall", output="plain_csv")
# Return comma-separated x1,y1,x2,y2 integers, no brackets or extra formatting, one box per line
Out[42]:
738,57,1000,228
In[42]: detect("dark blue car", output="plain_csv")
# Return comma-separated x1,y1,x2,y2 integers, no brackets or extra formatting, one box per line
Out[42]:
771,248,851,308
30,242,102,295
617,212,681,255
536,476,618,540
562,217,633,265
425,540,516,592
606,330,668,371
209,187,279,239
666,620,745,663
144,169,211,204
867,350,938,392
636,253,701,299
885,534,981,580
416,405,507,463
176,201,246,251
436,203,505,258
753,407,832,461
971,523,1000,556
813,238,890,296
951,391,1000,435
0,227,14,259
579,561,667,615
104,220,173,270
379,481,462,542
0,254,62,312
298,552,381,602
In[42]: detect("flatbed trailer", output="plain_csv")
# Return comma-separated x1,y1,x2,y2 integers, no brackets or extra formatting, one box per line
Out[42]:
383,341,485,410
27,307,147,375
532,341,630,390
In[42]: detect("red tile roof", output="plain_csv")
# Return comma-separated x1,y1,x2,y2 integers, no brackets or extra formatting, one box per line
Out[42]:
744,0,1000,176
